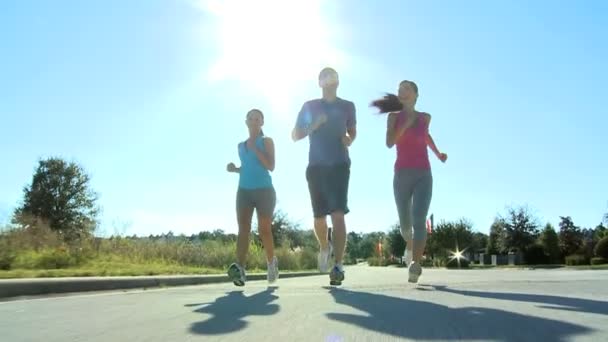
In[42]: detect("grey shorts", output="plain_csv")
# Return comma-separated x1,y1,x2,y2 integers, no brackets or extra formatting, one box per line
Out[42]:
306,163,350,218
236,187,276,217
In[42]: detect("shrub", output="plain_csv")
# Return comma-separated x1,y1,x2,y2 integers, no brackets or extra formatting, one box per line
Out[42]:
420,258,435,267
0,248,15,270
35,248,75,269
298,248,318,270
367,257,389,266
565,254,588,266
275,247,299,271
432,258,446,267
591,257,607,265
445,257,470,269
594,237,608,259
243,242,265,270
0,235,16,270
12,248,78,269
524,244,549,265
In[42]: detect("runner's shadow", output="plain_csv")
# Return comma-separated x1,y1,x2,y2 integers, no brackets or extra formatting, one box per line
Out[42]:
188,287,279,335
432,285,608,316
326,287,593,341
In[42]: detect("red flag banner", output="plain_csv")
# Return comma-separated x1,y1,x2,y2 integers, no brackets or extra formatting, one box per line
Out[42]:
426,214,434,234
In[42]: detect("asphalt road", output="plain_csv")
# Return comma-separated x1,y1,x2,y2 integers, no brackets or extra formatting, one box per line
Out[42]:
1,266,607,342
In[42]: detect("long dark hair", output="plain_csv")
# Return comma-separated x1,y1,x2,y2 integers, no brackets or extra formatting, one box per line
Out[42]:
370,93,403,113
370,80,419,114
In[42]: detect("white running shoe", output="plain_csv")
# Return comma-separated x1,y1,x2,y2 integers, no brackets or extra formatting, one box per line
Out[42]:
267,256,279,284
318,243,333,273
228,263,246,286
403,248,413,265
408,261,422,283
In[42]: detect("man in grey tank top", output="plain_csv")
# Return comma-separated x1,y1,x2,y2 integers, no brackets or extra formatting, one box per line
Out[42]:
292,67,357,286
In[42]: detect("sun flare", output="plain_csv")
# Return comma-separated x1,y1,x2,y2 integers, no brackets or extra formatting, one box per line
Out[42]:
198,0,345,112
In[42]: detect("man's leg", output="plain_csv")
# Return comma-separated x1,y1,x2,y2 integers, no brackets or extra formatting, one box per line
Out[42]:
330,211,346,265
331,163,350,266
328,163,350,285
314,217,329,250
307,165,332,272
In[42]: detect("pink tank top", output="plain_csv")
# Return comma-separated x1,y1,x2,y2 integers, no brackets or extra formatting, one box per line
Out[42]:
394,111,431,170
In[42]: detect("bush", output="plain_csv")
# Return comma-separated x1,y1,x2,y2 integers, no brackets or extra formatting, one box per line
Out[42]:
420,258,435,267
367,257,388,266
0,225,323,272
12,248,79,269
298,248,318,270
0,250,16,270
243,242,266,270
275,247,299,271
565,254,588,266
445,256,470,269
36,248,75,269
591,257,607,265
594,237,608,259
524,244,549,265
0,238,16,270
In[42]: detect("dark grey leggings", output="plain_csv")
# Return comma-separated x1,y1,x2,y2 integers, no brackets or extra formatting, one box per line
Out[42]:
393,168,433,242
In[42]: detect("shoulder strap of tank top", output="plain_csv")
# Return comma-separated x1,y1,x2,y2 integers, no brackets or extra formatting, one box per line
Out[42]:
241,135,266,152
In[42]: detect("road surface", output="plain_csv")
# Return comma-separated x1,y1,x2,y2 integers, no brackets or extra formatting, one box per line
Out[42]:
1,266,607,341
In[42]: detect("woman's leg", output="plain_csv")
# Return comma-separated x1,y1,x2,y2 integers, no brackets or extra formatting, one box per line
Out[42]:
229,189,255,286
411,171,433,263
394,169,414,260
255,188,277,263
255,188,278,283
236,190,254,267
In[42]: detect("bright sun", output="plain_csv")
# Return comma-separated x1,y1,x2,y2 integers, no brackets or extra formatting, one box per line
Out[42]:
199,0,345,113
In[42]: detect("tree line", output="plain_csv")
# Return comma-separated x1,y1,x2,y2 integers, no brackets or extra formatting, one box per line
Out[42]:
2,157,607,269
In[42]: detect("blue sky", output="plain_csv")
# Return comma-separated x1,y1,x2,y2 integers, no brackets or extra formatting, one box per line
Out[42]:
1,0,606,237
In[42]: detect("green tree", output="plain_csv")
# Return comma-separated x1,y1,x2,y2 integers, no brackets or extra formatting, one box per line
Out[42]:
558,216,583,256
387,224,406,257
471,232,489,253
12,157,99,242
270,210,292,247
502,206,540,253
359,232,385,259
346,231,363,263
580,228,598,260
486,218,506,255
426,219,474,259
539,223,561,263
595,224,607,240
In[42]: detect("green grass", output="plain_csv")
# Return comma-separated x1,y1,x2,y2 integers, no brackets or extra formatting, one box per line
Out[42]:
566,264,608,270
0,228,319,278
470,264,608,270
0,255,315,279
0,261,225,279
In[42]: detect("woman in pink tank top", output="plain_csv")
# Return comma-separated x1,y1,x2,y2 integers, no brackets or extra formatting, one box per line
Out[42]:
371,80,447,283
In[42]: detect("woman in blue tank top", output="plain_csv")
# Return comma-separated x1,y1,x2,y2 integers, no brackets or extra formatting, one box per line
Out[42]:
226,109,278,286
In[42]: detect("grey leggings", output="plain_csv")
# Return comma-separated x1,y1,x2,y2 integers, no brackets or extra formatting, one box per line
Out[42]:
393,168,433,242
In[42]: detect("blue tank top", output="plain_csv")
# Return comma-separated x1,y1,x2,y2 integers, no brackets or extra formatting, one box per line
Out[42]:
238,135,273,189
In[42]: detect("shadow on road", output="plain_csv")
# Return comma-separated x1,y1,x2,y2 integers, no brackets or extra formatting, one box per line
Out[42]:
187,286,279,335
430,285,608,316
326,287,593,341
